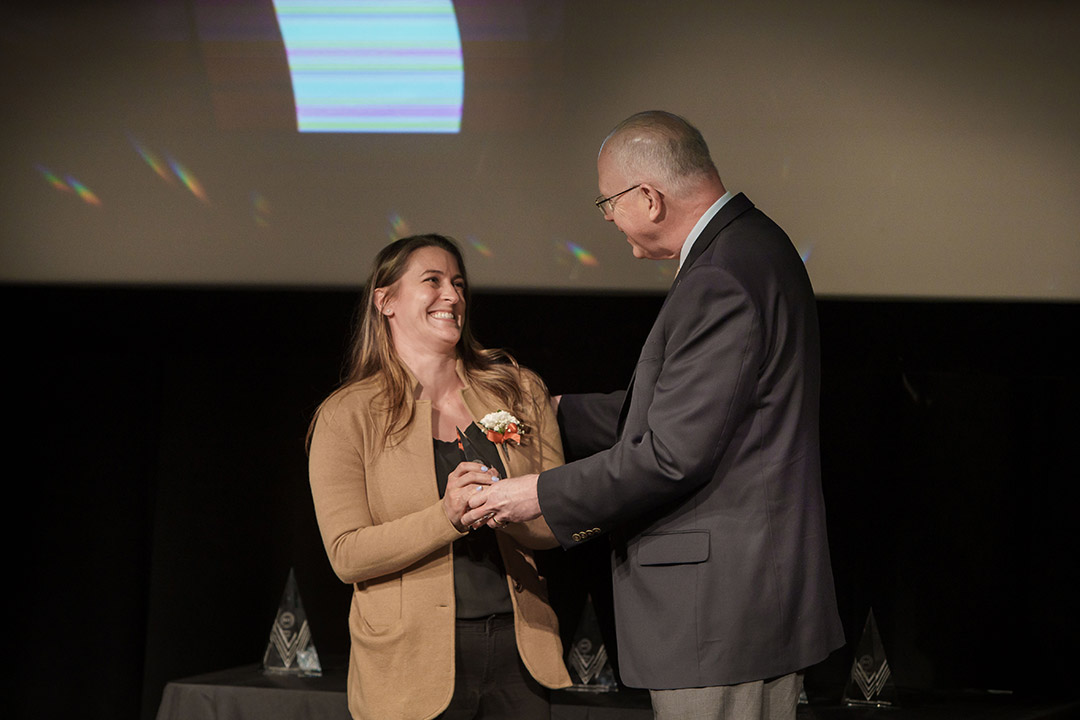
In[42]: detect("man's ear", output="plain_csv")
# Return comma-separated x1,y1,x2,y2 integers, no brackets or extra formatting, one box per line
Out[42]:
640,183,665,222
374,287,393,316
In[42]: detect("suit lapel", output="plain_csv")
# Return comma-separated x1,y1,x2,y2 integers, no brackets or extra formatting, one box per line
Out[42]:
616,371,636,437
668,192,754,300
615,193,755,436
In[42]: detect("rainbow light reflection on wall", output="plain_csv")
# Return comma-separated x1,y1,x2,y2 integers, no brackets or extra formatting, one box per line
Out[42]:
271,0,464,133
566,241,599,266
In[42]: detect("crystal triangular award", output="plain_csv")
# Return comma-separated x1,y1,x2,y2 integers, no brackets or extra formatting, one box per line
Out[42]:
262,568,322,677
842,608,897,707
566,593,617,692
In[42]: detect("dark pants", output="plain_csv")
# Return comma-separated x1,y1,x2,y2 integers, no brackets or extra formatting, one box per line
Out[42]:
438,613,550,720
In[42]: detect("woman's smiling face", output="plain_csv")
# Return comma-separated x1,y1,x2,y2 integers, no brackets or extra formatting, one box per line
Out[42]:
377,246,466,357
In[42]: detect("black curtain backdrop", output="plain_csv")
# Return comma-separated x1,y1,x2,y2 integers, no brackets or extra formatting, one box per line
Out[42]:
7,285,1078,720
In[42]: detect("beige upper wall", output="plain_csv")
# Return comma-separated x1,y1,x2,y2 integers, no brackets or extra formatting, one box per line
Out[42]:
2,0,1077,299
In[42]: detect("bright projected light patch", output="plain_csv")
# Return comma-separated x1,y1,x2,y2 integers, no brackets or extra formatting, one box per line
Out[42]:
272,0,464,133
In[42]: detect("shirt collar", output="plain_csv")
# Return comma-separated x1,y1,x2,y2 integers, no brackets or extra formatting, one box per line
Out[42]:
678,191,733,272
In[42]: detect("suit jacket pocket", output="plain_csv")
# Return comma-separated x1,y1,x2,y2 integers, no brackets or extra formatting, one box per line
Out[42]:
355,575,402,633
637,530,710,566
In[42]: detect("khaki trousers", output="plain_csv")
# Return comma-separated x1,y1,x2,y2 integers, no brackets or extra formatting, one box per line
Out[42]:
650,672,802,720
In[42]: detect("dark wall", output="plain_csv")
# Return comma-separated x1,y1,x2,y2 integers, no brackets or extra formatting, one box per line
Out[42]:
7,285,1078,719
815,301,1080,694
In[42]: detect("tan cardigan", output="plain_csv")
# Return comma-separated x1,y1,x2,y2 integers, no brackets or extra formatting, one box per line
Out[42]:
308,362,571,720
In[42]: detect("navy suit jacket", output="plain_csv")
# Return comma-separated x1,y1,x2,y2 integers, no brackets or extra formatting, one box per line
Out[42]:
539,193,844,689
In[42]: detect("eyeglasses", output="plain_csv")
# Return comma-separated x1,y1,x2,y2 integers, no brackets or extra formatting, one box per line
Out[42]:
594,184,641,216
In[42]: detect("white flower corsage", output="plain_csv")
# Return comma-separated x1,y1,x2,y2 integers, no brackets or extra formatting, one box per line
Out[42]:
477,410,525,446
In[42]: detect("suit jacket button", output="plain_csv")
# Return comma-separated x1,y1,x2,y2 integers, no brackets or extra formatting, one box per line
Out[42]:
572,533,582,542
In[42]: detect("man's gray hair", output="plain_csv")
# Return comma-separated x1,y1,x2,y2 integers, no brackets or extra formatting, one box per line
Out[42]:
602,111,718,195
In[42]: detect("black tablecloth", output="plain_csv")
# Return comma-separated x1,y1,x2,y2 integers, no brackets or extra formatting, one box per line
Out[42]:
157,664,1080,720
156,664,351,720
154,663,653,720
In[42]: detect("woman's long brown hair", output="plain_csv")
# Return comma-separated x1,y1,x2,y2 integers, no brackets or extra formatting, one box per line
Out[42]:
307,234,539,450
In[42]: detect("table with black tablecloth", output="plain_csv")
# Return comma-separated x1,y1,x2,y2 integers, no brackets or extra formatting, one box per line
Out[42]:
156,663,1080,720
154,662,652,720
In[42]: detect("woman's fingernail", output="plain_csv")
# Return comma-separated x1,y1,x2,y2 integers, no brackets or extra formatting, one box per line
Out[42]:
491,476,500,482
480,466,488,472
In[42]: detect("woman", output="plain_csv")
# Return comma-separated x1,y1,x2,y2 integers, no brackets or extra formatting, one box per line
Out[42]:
307,234,571,720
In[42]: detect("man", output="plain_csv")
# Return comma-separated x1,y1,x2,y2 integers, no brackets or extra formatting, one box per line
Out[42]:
464,110,844,719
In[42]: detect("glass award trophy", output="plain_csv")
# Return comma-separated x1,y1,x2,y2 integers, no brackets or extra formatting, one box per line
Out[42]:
842,608,897,707
262,568,322,677
566,593,618,692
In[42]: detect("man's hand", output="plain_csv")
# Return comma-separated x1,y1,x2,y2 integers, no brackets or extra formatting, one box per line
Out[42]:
462,473,542,529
